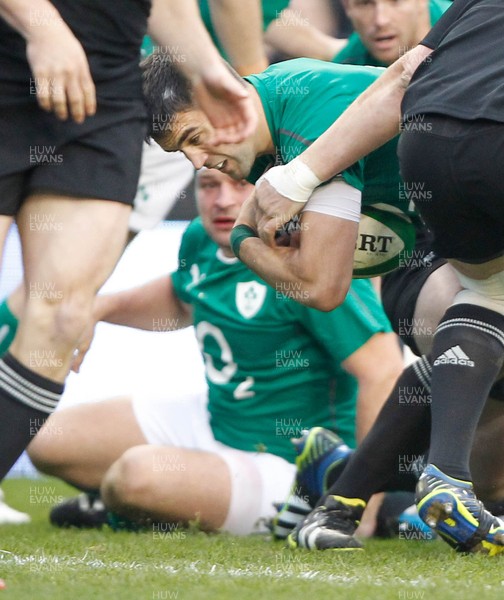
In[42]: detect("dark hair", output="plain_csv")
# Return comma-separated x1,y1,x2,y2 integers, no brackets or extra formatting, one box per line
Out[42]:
141,51,194,143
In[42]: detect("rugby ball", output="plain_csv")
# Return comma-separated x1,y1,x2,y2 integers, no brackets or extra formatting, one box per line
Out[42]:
353,206,416,278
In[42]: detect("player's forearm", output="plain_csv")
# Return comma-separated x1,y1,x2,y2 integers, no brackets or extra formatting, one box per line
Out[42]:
299,45,433,183
94,277,192,332
0,0,65,40
148,0,226,77
265,9,346,62
0,0,59,35
238,238,350,311
209,0,268,75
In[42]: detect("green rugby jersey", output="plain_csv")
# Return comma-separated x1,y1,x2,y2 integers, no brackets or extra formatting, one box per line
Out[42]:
332,0,452,67
171,218,392,462
245,58,416,217
198,0,289,61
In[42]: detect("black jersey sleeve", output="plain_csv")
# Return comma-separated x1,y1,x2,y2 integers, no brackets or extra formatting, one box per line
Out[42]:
421,0,474,48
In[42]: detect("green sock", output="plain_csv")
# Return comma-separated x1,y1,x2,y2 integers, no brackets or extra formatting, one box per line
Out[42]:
107,511,146,532
0,298,19,356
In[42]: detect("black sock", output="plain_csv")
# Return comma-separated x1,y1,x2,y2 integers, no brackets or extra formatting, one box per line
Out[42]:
0,352,63,480
428,304,504,481
322,357,432,504
375,491,416,538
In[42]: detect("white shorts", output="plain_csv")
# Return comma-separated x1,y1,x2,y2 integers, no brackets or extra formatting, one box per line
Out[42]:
131,391,296,535
129,142,195,232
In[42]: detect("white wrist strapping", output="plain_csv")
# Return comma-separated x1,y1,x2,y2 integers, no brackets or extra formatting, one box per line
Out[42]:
258,157,323,203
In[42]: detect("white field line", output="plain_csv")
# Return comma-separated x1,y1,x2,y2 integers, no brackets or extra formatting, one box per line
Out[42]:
0,549,438,587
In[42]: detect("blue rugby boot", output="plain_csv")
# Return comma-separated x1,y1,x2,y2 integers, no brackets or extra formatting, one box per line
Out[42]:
294,427,353,506
271,428,352,540
416,464,504,555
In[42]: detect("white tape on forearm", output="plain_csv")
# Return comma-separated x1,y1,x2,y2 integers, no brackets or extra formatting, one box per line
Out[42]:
258,157,323,203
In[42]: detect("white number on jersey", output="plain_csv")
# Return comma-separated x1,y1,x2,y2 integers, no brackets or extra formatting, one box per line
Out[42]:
195,321,255,399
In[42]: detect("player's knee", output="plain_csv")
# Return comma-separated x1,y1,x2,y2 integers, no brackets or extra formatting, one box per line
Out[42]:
55,297,93,346
27,426,66,476
101,447,154,511
454,269,504,314
25,289,93,347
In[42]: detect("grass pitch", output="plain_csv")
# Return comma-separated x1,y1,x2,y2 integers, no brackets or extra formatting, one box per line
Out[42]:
1,478,503,600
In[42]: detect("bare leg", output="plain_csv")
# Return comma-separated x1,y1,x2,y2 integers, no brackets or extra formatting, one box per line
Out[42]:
13,194,130,381
413,263,462,355
6,284,23,317
27,398,146,489
101,445,231,531
0,194,132,479
0,215,13,269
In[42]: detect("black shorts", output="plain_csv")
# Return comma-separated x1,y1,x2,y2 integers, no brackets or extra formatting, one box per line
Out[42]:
381,228,446,356
0,97,146,216
398,115,504,264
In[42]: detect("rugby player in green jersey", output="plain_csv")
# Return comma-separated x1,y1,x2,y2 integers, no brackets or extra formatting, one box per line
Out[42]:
142,54,416,307
334,0,451,68
27,169,402,533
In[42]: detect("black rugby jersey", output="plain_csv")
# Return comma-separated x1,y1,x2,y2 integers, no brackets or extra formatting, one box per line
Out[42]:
403,0,504,122
0,0,151,101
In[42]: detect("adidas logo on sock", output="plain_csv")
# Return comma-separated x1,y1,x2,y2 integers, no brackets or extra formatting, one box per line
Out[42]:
433,345,475,367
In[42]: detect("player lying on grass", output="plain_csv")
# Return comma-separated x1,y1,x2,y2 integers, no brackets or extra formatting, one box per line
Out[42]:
27,168,402,534
237,0,504,554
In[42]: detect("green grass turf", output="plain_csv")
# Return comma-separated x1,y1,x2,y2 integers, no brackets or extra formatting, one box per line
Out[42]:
1,478,503,600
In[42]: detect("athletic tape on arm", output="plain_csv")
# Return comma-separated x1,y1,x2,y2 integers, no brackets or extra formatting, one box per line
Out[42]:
258,157,323,204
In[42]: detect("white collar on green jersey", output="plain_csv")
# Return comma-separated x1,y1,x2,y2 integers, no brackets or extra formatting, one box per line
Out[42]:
216,248,240,265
